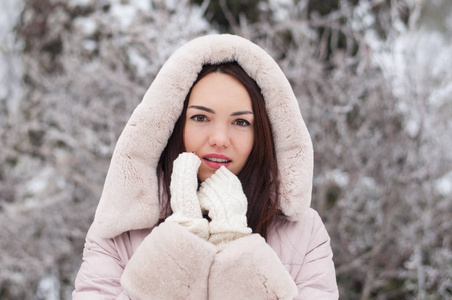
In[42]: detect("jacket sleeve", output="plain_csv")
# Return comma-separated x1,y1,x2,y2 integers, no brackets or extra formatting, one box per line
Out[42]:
291,210,338,299
72,223,132,300
73,221,217,300
121,221,217,299
208,234,298,300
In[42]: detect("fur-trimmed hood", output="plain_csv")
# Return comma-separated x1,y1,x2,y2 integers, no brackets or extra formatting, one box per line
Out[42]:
94,34,313,239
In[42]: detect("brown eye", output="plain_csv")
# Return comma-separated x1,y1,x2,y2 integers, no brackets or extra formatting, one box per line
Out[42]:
190,115,208,122
233,119,251,127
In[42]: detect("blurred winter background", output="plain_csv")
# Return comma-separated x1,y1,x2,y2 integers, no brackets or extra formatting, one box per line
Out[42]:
0,0,451,299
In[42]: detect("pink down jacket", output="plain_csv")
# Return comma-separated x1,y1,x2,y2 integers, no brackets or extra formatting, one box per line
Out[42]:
73,34,339,299
74,209,337,299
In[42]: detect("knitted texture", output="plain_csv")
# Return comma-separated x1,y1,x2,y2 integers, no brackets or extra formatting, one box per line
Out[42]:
165,153,209,240
198,167,252,251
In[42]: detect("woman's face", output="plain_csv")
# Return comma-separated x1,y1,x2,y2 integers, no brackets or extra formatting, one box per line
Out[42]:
183,72,254,182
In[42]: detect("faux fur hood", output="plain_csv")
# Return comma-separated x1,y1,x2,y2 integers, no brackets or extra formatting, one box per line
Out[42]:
94,34,313,239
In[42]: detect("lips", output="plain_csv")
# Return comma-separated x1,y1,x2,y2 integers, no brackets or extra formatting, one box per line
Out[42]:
203,153,232,169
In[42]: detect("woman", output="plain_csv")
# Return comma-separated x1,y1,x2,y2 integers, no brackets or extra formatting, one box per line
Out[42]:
73,34,338,299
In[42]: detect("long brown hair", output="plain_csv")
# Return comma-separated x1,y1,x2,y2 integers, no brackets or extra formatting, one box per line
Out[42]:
157,62,280,239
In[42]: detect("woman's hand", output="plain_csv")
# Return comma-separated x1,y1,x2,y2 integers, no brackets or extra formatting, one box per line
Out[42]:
198,166,252,252
165,152,209,240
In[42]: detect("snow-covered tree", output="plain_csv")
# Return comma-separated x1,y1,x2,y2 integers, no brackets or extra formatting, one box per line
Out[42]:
0,0,450,298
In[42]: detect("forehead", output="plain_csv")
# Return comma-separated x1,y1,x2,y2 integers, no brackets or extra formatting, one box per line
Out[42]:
188,72,252,109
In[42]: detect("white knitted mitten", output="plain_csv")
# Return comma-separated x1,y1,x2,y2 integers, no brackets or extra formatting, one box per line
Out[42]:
198,166,252,251
165,152,209,240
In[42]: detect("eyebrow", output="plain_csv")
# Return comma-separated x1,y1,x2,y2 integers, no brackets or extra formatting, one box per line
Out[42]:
231,111,254,116
188,105,215,114
188,105,253,116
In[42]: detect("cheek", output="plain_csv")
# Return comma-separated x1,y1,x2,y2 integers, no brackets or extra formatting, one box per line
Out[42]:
183,128,191,151
238,132,254,161
183,124,198,152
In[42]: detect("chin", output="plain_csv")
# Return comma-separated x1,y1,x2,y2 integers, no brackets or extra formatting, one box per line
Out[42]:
198,172,212,182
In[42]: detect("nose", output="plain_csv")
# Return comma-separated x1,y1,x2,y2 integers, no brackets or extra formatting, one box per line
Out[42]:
208,124,230,148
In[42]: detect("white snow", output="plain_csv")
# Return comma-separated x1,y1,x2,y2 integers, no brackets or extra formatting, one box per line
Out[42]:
405,119,420,138
82,39,97,52
109,3,138,30
131,0,152,12
69,0,93,7
127,48,149,77
351,1,375,31
36,275,60,300
159,0,178,11
321,169,350,188
367,1,452,140
0,0,24,118
74,16,98,36
25,167,54,195
435,171,452,197
264,0,293,22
